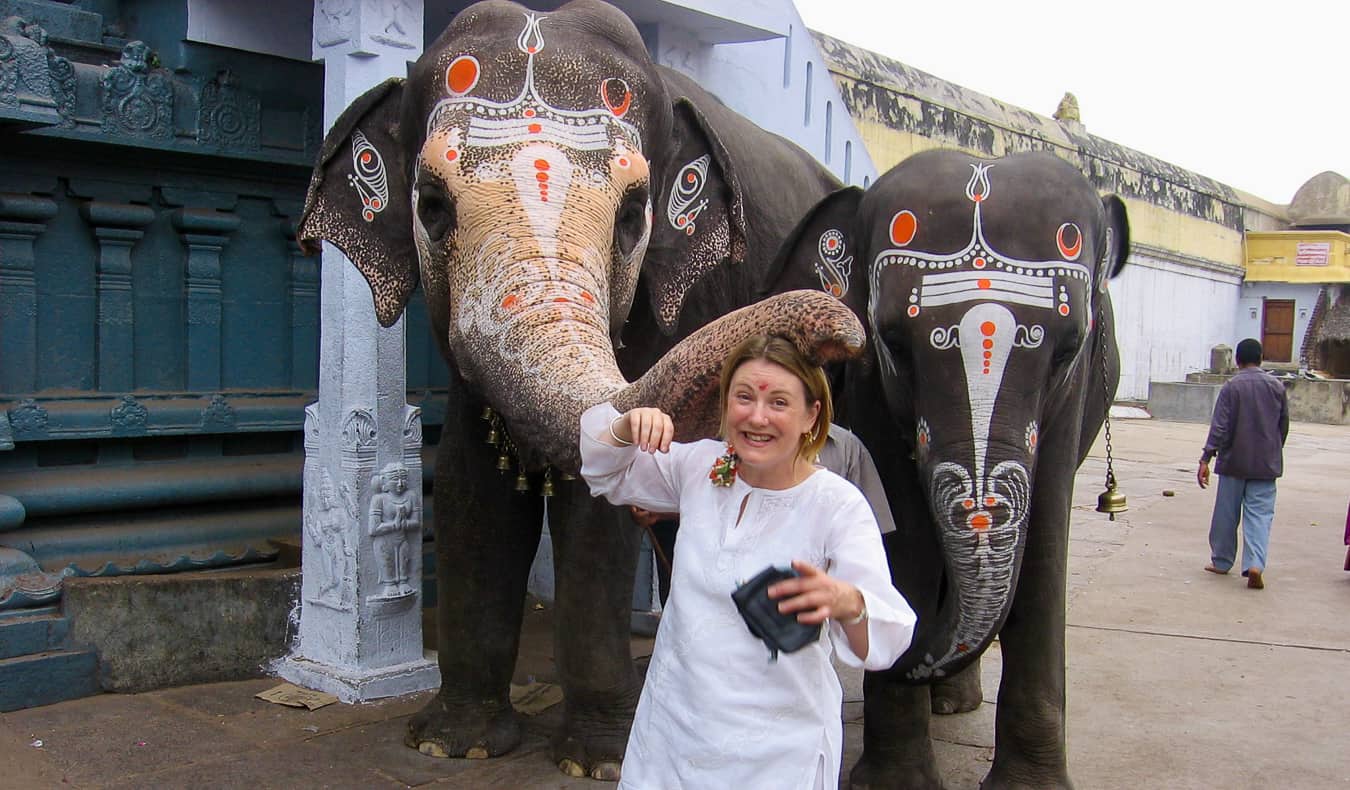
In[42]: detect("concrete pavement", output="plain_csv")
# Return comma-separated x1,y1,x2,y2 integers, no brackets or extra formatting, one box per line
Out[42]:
2,417,1348,788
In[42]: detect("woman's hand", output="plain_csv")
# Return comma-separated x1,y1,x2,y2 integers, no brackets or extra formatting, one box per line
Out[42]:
611,407,674,454
768,559,865,626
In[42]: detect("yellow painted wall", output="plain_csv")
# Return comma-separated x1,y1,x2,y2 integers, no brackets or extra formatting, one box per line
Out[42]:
1245,231,1350,282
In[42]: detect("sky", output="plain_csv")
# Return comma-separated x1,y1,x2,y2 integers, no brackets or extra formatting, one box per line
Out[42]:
792,0,1347,204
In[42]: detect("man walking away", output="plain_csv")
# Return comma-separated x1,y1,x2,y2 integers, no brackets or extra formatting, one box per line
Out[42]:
1197,338,1290,590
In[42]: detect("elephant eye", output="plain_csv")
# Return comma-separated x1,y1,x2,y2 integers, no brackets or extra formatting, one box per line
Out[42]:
614,185,649,258
416,181,457,244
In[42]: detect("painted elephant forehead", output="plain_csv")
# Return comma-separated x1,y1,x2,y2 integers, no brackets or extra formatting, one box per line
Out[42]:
869,163,1093,327
427,12,645,154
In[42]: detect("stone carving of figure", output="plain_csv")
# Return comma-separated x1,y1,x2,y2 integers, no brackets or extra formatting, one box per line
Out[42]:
1053,91,1081,124
304,471,350,608
367,464,420,599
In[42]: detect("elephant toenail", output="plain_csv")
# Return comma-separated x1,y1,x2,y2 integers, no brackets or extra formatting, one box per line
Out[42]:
418,741,449,758
559,758,587,778
591,761,622,781
465,745,489,759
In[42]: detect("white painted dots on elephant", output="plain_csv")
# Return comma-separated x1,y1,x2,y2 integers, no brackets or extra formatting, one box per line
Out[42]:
813,229,852,298
348,129,388,222
666,155,710,234
876,164,1090,320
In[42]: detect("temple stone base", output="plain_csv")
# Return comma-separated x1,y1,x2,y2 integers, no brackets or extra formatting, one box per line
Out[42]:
275,651,440,704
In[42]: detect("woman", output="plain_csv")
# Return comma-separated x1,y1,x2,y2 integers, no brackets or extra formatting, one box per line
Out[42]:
580,334,916,789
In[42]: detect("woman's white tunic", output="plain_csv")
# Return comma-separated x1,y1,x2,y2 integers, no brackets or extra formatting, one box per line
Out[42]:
580,403,917,790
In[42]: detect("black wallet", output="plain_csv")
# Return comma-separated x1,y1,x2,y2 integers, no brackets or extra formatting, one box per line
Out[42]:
731,565,822,661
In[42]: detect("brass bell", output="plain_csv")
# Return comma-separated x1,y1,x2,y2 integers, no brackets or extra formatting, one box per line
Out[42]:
486,425,500,446
559,472,577,482
496,453,511,472
1096,481,1128,521
481,406,494,421
541,470,555,498
515,470,531,493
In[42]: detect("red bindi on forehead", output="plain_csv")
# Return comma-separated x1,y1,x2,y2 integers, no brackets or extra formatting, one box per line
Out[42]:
757,383,768,390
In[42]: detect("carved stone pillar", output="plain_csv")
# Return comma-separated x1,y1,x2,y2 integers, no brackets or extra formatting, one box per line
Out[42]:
0,193,58,394
82,202,154,392
172,208,240,391
277,0,436,702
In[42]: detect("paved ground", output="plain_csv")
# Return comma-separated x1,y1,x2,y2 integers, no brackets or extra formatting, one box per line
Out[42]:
3,416,1348,788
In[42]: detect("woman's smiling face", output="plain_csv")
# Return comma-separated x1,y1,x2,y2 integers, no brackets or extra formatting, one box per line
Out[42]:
724,359,821,483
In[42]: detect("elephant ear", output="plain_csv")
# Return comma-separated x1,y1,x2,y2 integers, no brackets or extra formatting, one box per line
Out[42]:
758,186,867,320
643,96,749,335
297,78,415,328
1096,194,1130,292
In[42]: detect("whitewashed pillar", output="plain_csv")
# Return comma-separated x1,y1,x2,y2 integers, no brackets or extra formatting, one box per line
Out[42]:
277,0,438,702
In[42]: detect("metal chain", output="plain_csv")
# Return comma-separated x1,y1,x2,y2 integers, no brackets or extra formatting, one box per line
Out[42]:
1097,302,1116,489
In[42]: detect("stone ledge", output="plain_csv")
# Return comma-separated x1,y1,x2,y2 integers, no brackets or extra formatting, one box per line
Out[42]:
63,567,300,693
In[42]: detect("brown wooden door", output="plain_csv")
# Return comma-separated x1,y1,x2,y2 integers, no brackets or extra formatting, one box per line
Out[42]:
1261,299,1295,363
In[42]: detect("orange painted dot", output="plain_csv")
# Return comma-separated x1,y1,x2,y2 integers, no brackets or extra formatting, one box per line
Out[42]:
524,108,536,118
981,321,997,336
527,46,537,54
970,513,991,530
361,152,371,164
982,368,990,375
962,498,975,510
445,149,458,162
982,339,993,349
973,257,986,269
978,278,991,289
447,56,479,95
686,172,696,183
983,351,992,360
957,643,970,653
985,497,997,507
827,238,838,249
907,305,920,317
540,197,548,202
973,194,984,203
528,123,542,134
1059,304,1070,316
889,210,917,246
581,291,595,303
554,297,569,304
370,199,381,209
534,159,549,170
829,284,842,296
618,157,630,168
676,215,687,227
536,173,548,182
501,294,519,309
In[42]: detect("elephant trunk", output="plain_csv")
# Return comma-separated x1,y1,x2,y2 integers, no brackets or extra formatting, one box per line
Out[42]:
455,285,865,474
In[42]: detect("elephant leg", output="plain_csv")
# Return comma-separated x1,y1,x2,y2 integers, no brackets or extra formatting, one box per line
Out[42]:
983,472,1074,788
407,391,545,759
930,658,983,715
547,486,643,781
850,671,943,790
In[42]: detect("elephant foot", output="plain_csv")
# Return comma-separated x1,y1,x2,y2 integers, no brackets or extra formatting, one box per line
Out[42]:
849,749,945,790
404,694,522,759
550,700,634,782
930,668,983,715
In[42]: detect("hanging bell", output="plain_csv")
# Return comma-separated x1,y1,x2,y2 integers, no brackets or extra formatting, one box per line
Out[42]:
559,472,577,482
496,452,511,472
481,405,494,421
1096,480,1128,521
515,470,531,493
541,470,555,498
486,425,500,446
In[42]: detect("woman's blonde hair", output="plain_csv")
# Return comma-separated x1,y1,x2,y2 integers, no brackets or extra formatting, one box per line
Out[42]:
717,334,832,462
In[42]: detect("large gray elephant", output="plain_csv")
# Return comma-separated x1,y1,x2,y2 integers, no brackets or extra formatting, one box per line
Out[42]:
297,0,858,779
766,150,1129,788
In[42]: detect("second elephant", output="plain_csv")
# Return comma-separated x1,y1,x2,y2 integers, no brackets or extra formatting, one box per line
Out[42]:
767,149,1130,789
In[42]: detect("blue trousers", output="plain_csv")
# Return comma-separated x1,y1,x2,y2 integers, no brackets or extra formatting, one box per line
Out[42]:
1208,475,1276,573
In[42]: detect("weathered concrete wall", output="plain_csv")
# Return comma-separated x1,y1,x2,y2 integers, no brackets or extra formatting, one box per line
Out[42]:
1149,378,1348,425
64,568,300,693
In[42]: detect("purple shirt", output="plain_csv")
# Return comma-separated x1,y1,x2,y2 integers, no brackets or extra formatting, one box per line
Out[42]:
1200,367,1289,479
